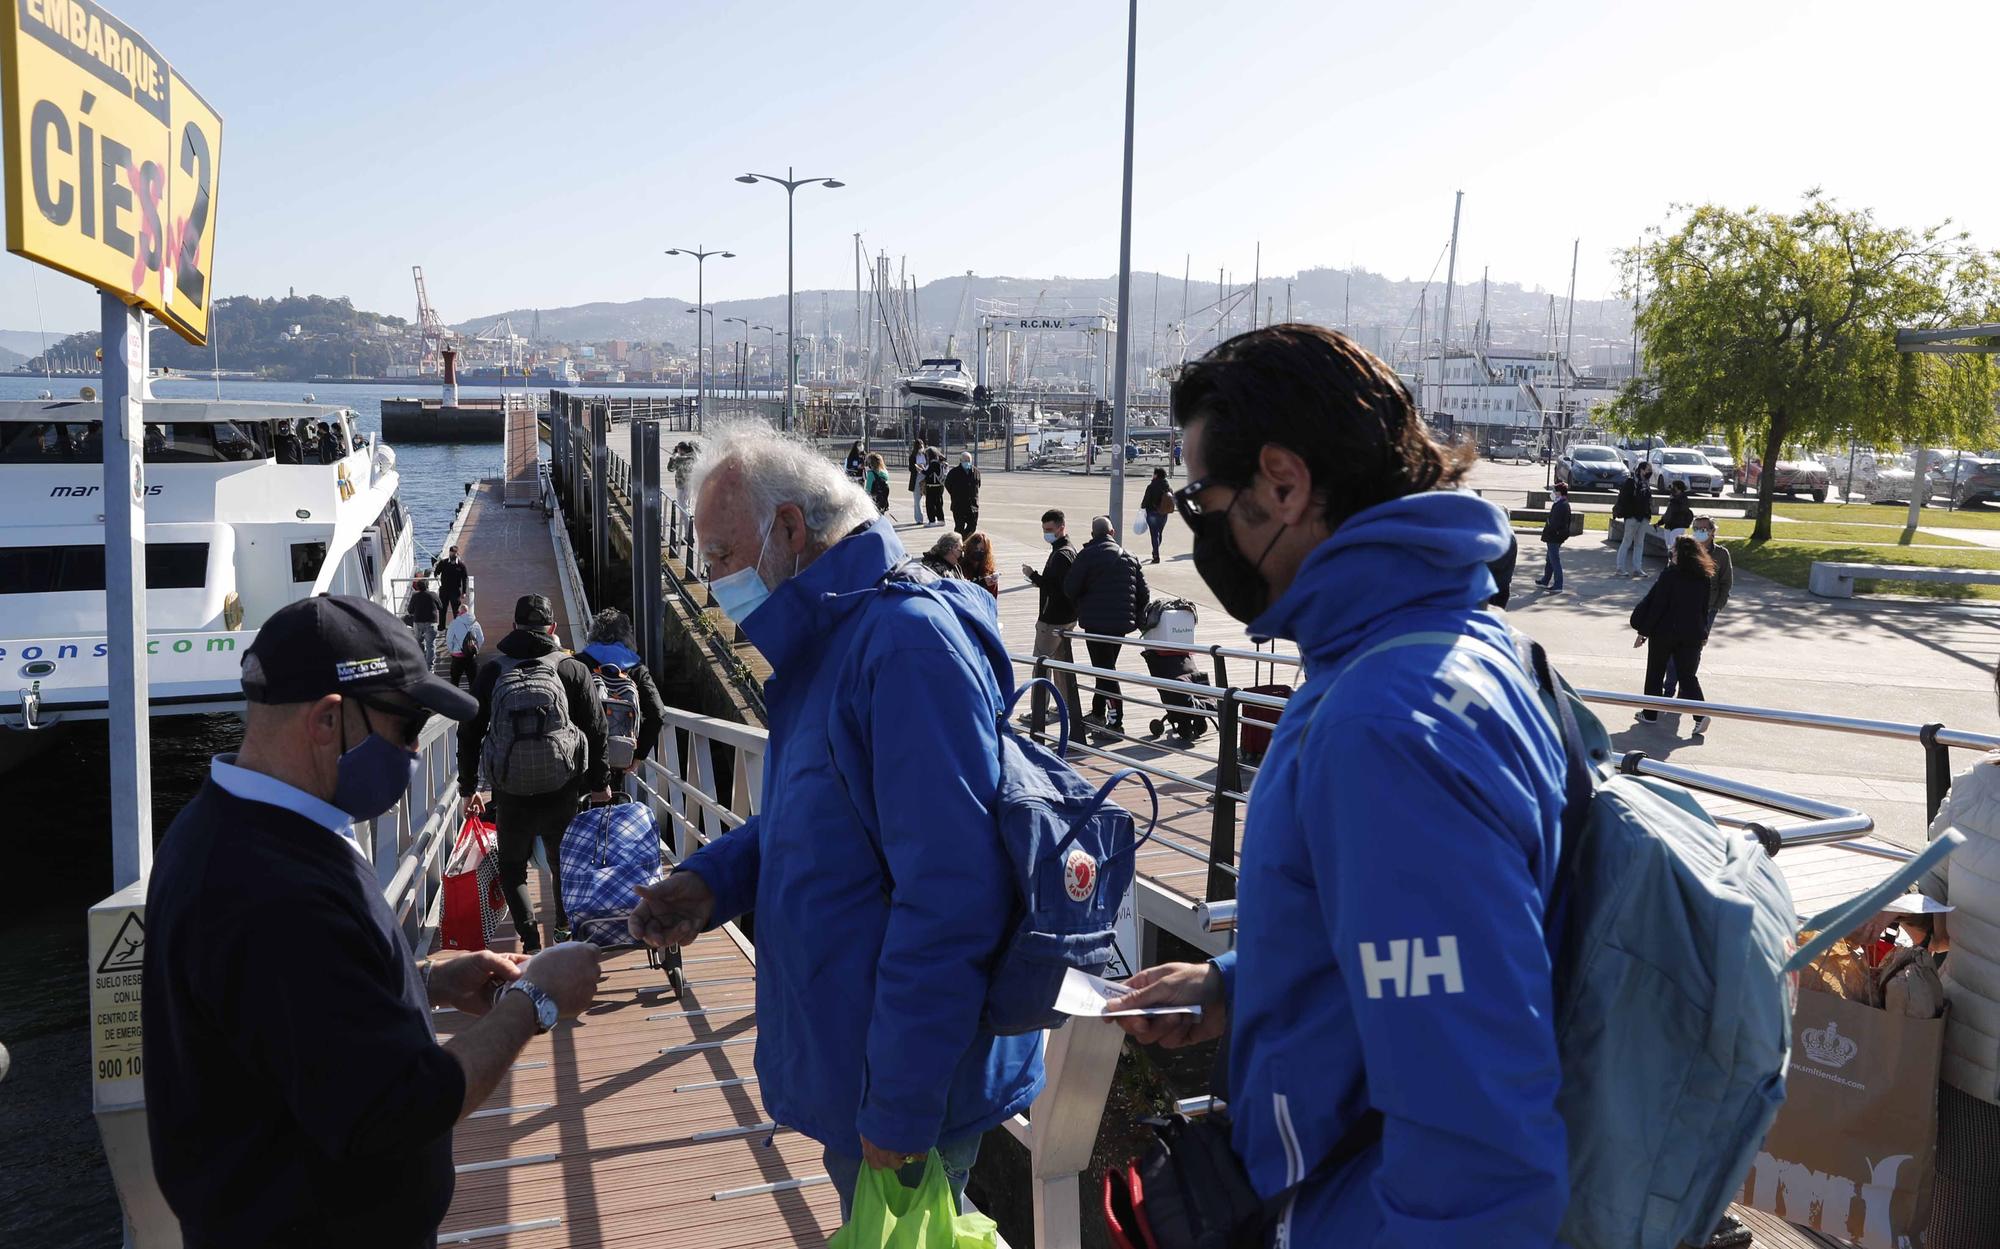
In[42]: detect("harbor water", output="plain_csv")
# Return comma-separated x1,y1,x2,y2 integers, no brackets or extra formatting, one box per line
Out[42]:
0,377,516,1246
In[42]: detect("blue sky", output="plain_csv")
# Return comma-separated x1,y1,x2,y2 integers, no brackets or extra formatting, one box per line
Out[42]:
4,0,1998,335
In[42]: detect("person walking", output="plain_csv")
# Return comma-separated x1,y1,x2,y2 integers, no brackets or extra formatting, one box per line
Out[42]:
1631,534,1716,735
1919,665,2000,1245
844,439,865,481
626,424,1043,1216
922,445,948,526
1107,325,1572,1247
1614,461,1654,577
578,608,667,788
1534,480,1573,592
1663,515,1731,700
404,576,442,666
143,596,602,1247
1022,508,1084,734
1659,479,1695,539
1063,516,1149,731
1140,466,1172,564
458,594,612,953
862,451,892,514
908,439,927,525
921,530,964,579
669,440,701,518
433,544,469,616
960,531,1000,600
945,451,982,536
445,602,485,690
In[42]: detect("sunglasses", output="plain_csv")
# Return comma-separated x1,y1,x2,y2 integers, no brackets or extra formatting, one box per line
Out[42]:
1170,476,1232,530
353,695,432,749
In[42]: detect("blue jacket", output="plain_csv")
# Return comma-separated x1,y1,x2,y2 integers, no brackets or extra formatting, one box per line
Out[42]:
680,517,1044,1156
1215,490,1570,1247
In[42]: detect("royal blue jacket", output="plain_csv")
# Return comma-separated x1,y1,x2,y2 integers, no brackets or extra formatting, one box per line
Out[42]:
1216,490,1570,1247
680,517,1044,1156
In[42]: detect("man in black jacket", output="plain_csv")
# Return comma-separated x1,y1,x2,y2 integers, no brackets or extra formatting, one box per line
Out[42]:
1021,507,1084,733
433,544,469,615
1613,462,1654,577
403,576,442,666
944,452,981,537
459,594,611,952
143,596,601,1247
1062,515,1150,729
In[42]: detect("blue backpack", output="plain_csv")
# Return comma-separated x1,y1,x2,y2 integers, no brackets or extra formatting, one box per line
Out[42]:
873,570,1159,1035
1353,630,1962,1248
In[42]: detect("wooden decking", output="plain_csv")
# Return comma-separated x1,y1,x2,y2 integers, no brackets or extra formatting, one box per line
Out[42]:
453,479,576,647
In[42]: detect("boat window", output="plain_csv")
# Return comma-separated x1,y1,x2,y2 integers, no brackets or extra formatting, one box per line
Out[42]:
144,421,272,463
290,541,329,583
0,421,102,462
371,496,404,558
0,542,209,593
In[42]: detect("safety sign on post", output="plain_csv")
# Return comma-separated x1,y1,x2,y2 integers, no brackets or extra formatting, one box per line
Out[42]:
0,0,223,345
88,880,148,1110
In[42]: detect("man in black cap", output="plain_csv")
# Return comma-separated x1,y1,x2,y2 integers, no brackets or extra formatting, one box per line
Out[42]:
458,593,610,952
143,595,604,1247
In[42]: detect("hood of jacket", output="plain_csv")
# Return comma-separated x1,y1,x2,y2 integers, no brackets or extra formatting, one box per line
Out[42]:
579,640,642,670
497,627,562,660
1250,490,1513,663
740,516,906,674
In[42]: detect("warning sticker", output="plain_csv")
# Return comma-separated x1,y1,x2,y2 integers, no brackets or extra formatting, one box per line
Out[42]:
88,902,146,1104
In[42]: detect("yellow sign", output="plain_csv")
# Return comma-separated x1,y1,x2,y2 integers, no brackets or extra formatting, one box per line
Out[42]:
0,0,222,344
87,891,146,1105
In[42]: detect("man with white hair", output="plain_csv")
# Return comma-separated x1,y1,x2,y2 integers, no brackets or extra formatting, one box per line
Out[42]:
628,423,1043,1216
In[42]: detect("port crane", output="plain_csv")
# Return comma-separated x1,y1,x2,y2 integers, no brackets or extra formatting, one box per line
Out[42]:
412,265,454,376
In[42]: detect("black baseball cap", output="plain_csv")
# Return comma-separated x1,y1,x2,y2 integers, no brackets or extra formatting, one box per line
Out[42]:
515,594,555,628
241,595,479,719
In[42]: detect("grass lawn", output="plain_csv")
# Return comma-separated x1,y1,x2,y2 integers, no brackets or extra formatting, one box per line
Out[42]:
1770,500,2000,530
1569,513,1971,547
1721,539,2000,600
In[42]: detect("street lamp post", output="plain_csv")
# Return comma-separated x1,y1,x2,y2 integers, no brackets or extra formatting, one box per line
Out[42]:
735,167,845,432
759,326,780,402
724,316,752,401
684,307,714,423
666,244,734,432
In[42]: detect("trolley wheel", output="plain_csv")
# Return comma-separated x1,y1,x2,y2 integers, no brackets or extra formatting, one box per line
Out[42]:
668,965,687,995
1149,718,1165,737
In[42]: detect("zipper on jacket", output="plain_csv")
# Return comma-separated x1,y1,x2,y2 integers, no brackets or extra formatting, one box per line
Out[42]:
1273,1091,1305,1187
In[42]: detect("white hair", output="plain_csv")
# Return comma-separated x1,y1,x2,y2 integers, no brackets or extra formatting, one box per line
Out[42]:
690,420,876,551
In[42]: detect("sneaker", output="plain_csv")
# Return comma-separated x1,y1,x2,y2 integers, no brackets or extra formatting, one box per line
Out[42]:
552,926,573,944
1639,709,1660,723
1692,715,1712,735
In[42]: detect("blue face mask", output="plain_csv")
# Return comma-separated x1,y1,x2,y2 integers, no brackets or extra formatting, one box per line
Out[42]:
1043,531,1061,544
708,517,782,622
332,722,421,821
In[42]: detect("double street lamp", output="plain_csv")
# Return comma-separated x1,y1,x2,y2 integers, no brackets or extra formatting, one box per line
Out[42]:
734,167,844,431
665,244,733,431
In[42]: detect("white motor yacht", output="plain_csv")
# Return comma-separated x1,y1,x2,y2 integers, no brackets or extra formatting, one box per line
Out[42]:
899,358,974,408
0,399,417,767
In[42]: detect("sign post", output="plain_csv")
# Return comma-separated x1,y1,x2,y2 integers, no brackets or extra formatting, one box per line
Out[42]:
102,293,151,889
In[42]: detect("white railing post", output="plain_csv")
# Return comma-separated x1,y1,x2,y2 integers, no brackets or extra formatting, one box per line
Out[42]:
1028,1019,1125,1249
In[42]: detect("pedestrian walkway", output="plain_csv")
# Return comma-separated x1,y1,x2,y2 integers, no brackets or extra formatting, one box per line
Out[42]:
453,479,577,647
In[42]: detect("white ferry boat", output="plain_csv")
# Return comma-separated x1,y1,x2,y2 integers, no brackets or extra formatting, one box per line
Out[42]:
0,399,416,766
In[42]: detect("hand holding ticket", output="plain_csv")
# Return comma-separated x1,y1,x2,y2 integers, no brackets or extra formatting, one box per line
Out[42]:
1055,966,1204,1018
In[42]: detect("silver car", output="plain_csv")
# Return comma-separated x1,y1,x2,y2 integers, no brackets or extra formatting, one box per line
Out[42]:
1648,447,1727,496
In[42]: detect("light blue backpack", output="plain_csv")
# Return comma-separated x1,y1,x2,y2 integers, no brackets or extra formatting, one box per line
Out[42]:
1352,630,1963,1249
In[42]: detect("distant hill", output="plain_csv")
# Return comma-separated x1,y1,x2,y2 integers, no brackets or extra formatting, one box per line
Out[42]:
21,295,412,381
0,329,68,360
457,267,1632,363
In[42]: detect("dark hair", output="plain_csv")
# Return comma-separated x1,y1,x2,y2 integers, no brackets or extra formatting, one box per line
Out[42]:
1041,508,1065,526
587,608,637,648
1672,535,1716,578
1670,479,1687,494
1171,324,1470,527
1552,480,1569,494
1154,467,1167,479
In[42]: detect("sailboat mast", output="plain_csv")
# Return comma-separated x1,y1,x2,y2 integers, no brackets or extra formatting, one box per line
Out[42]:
1436,190,1463,412
1562,238,1580,374
1252,241,1261,332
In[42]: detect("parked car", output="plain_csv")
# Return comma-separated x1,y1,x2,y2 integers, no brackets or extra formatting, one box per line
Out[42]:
1824,449,1925,504
1647,447,1728,496
1696,444,1737,482
1615,435,1664,472
1741,454,1831,502
1929,454,2000,507
1555,443,1631,492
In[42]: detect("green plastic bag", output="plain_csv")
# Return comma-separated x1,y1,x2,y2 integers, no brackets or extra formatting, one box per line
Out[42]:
827,1151,1000,1249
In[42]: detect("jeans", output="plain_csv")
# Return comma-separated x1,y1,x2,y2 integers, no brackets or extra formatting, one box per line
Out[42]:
823,1132,983,1222
494,783,578,950
412,622,438,665
1644,636,1705,705
911,487,925,524
1615,520,1645,574
1536,540,1564,589
1085,638,1124,721
1661,611,1718,698
1031,620,1083,735
1145,511,1167,560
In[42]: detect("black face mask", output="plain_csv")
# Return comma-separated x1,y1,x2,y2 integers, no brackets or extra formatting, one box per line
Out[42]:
1191,504,1287,623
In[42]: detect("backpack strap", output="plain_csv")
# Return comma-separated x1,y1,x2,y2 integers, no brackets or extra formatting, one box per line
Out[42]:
1003,677,1071,757
1782,828,1966,973
1049,767,1159,863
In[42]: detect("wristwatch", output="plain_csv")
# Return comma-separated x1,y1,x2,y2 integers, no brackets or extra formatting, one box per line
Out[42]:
498,979,559,1034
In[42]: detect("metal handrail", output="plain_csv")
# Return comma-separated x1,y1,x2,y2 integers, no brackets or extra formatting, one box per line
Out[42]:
1059,627,1306,671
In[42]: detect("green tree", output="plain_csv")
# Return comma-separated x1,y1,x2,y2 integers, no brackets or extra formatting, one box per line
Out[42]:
1617,194,2000,540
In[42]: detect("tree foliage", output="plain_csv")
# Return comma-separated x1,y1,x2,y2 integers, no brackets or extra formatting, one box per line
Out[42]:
1616,194,2000,539
23,294,413,382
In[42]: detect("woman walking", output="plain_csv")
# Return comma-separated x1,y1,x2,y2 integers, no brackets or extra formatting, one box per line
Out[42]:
908,439,927,524
922,445,948,526
1631,534,1715,735
1663,515,1731,699
862,451,892,514
1534,480,1573,593
1139,467,1172,564
1920,665,2000,1245
960,531,1001,599
844,440,865,481
1659,479,1695,540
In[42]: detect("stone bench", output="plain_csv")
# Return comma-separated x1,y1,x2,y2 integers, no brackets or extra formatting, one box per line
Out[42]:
1808,561,2000,598
1509,507,1585,537
1607,518,1687,557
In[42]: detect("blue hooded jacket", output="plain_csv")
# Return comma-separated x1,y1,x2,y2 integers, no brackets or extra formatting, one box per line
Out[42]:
1214,490,1570,1247
680,517,1044,1156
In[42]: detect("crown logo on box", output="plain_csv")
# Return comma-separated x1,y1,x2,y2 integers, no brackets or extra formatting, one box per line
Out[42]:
1802,1020,1858,1068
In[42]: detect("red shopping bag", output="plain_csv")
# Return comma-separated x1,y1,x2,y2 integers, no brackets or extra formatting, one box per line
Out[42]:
441,814,506,951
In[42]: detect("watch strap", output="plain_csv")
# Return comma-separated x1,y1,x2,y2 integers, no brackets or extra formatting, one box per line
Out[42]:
501,979,557,1034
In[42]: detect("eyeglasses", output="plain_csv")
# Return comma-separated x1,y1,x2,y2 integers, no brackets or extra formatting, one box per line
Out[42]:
1170,476,1230,530
354,695,431,749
